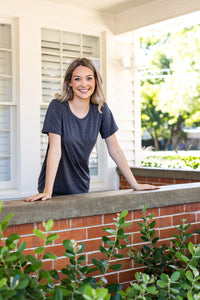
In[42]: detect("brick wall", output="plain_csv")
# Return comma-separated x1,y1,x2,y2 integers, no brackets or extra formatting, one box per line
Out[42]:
3,202,200,288
119,174,200,189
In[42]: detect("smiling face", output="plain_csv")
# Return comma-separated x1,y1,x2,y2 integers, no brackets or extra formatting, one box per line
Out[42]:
69,65,96,101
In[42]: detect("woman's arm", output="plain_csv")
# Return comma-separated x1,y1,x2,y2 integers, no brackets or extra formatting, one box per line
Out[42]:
24,133,61,202
105,134,159,191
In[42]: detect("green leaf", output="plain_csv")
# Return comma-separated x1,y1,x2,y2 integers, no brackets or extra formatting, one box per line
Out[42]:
113,253,124,259
92,258,105,274
54,288,63,300
5,255,18,262
43,219,54,232
0,278,7,288
63,239,75,253
46,233,59,245
186,270,193,282
103,228,116,235
137,222,144,227
33,229,44,239
43,252,57,260
187,290,193,300
17,279,29,289
171,271,180,282
39,269,54,285
77,255,86,264
170,288,180,295
105,283,122,293
188,242,194,255
34,246,45,254
149,220,156,228
1,213,14,231
109,264,122,271
119,210,128,219
157,280,168,288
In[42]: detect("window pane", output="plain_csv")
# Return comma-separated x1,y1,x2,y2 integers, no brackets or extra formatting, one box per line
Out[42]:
89,144,98,175
42,80,61,103
41,54,61,78
0,106,10,129
40,107,48,164
0,24,11,48
82,35,99,58
0,77,12,101
0,158,10,181
0,132,10,155
0,51,11,75
62,32,81,57
62,57,75,74
42,29,60,55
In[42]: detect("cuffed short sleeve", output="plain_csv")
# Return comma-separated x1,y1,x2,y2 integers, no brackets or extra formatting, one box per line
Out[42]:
100,103,118,139
42,99,62,136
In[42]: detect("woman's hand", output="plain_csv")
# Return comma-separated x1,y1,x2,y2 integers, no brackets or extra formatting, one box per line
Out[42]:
133,183,160,191
24,192,52,202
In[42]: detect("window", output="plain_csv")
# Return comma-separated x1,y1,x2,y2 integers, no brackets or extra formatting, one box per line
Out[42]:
40,28,101,178
0,22,16,189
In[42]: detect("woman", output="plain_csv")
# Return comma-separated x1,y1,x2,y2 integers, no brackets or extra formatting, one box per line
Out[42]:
24,58,158,202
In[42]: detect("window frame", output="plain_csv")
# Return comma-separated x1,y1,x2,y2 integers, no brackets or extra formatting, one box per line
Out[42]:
0,18,17,190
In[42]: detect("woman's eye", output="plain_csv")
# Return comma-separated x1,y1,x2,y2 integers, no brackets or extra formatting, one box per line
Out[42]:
74,78,80,81
87,77,93,81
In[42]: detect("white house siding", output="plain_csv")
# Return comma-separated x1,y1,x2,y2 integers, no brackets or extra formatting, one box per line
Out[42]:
0,0,138,198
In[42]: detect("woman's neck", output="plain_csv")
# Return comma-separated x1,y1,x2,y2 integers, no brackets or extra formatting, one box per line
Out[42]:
68,98,90,119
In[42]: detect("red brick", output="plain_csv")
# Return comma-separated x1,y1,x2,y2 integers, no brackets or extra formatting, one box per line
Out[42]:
104,272,118,284
55,228,86,244
83,238,102,253
54,257,70,271
184,202,200,212
197,212,200,222
160,204,184,216
124,220,140,233
155,217,172,228
133,232,143,244
71,215,102,228
36,219,70,231
104,211,132,224
160,178,175,184
175,179,192,184
20,235,44,249
87,251,107,265
132,207,159,220
160,227,178,240
51,219,70,231
196,233,200,244
4,223,34,237
186,223,200,235
156,239,171,248
87,225,115,239
42,260,53,271
119,268,139,283
173,213,196,226
38,244,65,260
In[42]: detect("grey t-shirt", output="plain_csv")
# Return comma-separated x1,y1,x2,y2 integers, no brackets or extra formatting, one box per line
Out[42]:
38,99,118,196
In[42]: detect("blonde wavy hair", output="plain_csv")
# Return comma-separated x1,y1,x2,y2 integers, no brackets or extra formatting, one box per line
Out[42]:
55,58,105,113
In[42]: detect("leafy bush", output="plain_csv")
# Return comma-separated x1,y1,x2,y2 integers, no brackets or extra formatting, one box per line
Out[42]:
0,201,200,300
0,201,131,299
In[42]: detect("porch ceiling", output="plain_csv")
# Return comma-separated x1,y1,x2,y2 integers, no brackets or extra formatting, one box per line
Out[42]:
42,0,200,34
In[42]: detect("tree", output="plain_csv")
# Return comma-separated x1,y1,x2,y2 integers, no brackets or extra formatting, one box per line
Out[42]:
140,24,200,150
141,83,170,150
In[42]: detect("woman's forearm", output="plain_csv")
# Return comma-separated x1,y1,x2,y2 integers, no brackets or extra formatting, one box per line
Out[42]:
44,147,61,195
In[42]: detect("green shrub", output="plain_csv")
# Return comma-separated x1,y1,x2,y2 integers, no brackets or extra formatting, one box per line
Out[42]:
0,201,200,300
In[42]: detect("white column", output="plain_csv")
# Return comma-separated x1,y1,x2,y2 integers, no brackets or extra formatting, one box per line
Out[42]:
18,18,41,195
